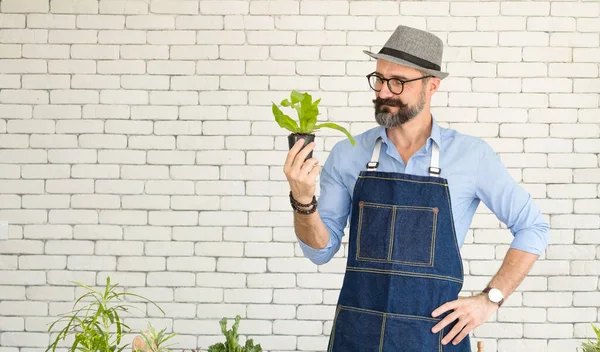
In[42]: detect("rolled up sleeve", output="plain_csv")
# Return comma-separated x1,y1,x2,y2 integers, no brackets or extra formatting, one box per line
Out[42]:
474,141,550,256
297,143,351,265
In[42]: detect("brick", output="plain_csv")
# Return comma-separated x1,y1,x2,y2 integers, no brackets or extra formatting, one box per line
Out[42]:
98,30,145,44
27,14,76,29
128,136,174,150
0,14,25,28
298,30,345,45
176,15,222,29
147,150,195,165
167,257,215,272
171,196,219,210
250,1,297,15
552,2,599,17
499,32,549,46
24,225,71,239
499,93,548,108
0,60,47,74
501,2,549,16
448,32,497,47
528,17,576,32
124,226,170,241
151,0,198,14
131,105,177,120
550,63,598,78
117,257,165,271
67,255,116,271
148,272,195,287
170,165,220,180
0,45,21,59
225,15,275,30
122,195,169,210
523,78,572,93
0,29,48,43
148,30,195,45
1,0,49,13
99,210,147,225
225,289,272,303
149,91,197,105
82,104,129,119
551,33,599,48
95,180,144,194
523,47,572,62
529,108,577,123
71,194,120,209
99,0,148,14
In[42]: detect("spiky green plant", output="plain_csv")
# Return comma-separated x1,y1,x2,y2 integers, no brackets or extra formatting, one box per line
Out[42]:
272,90,356,146
207,315,262,352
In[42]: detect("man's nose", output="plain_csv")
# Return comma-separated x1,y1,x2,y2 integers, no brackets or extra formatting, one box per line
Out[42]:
377,83,396,100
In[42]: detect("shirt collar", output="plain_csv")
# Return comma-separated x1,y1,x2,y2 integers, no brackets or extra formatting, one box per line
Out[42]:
375,115,442,152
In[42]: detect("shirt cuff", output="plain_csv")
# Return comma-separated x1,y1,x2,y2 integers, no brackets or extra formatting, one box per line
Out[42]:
297,235,332,265
509,228,550,256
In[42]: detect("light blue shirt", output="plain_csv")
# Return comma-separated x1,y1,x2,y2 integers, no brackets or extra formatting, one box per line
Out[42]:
297,117,550,265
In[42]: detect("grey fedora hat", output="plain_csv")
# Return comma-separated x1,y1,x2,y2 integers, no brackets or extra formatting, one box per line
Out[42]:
364,25,449,80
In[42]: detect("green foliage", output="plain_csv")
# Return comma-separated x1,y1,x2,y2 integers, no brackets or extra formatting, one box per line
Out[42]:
580,324,600,352
207,316,262,352
272,90,356,146
46,277,165,352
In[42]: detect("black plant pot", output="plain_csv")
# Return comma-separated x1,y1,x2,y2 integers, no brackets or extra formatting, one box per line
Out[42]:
288,133,315,161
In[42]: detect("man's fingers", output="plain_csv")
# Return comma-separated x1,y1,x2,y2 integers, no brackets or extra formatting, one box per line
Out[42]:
432,310,460,334
451,323,473,345
300,158,319,175
284,139,307,172
432,299,459,318
291,141,315,171
442,317,468,345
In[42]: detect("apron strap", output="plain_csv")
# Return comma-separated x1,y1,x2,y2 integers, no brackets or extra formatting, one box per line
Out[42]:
365,136,442,177
428,141,441,177
365,137,382,171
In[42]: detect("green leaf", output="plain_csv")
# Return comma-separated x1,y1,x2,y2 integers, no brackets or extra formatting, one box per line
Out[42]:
314,123,356,146
272,103,299,133
280,98,292,107
290,90,304,105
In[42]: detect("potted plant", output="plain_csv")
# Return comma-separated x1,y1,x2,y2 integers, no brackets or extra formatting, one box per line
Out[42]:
579,323,600,351
46,276,170,352
206,315,262,352
272,90,355,160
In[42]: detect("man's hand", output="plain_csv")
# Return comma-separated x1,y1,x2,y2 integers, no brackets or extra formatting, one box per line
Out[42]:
430,293,498,345
283,139,320,204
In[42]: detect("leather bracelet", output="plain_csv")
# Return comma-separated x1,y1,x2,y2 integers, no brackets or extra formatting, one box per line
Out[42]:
292,203,317,215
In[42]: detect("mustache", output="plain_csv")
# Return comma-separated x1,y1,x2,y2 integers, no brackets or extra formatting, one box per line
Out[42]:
372,97,407,108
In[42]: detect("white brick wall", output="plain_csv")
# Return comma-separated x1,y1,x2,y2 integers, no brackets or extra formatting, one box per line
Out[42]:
0,0,598,351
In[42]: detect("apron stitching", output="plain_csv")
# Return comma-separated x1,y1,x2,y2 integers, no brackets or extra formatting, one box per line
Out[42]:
388,206,396,261
339,304,442,322
444,184,465,279
327,305,341,352
359,175,446,186
379,313,386,352
356,205,364,261
356,257,434,267
430,210,438,266
347,267,463,284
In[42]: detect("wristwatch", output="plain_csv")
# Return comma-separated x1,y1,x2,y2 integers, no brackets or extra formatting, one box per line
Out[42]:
482,286,504,307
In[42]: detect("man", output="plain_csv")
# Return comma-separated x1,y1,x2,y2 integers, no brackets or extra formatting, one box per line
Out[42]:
283,25,550,351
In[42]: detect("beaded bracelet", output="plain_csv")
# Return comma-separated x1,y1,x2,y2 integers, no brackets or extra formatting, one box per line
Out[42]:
289,191,318,214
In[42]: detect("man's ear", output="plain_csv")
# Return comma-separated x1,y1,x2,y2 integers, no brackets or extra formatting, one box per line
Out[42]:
427,77,440,96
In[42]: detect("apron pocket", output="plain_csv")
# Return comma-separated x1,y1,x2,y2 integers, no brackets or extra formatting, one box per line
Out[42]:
328,306,384,352
356,202,393,262
390,206,437,266
381,314,442,352
357,201,438,267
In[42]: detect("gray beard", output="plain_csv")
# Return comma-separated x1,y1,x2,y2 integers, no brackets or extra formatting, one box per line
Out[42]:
374,90,427,128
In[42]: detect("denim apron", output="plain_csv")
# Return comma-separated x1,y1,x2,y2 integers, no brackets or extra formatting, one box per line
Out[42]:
327,136,470,352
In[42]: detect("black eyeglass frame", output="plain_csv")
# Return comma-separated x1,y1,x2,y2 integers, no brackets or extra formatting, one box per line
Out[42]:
366,71,433,95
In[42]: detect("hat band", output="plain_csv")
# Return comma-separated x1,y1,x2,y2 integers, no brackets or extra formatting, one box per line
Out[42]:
379,47,441,71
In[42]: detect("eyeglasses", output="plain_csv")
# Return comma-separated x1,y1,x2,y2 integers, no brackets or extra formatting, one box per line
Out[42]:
366,72,433,95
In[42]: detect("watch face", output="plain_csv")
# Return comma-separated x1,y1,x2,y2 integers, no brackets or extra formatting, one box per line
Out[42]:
489,288,503,302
